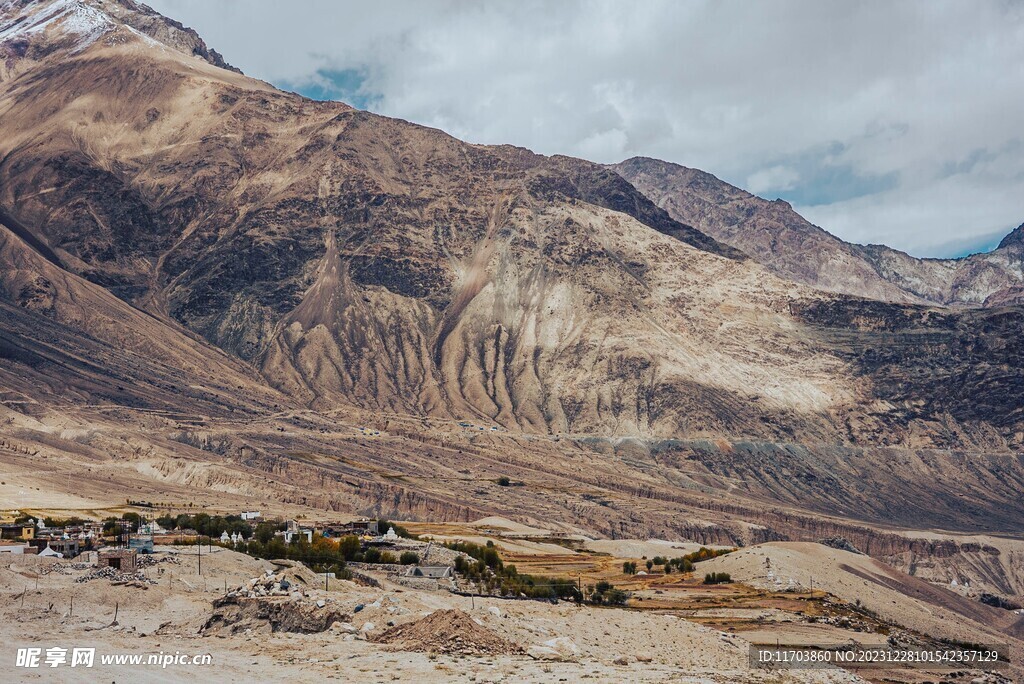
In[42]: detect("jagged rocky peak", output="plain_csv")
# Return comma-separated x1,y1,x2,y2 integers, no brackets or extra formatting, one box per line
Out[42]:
998,222,1024,249
0,0,238,71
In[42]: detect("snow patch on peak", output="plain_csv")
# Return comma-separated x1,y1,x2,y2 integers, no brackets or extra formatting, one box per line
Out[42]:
0,0,113,52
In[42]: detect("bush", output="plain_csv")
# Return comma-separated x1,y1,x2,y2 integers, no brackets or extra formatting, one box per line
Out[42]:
338,535,361,560
703,572,732,585
589,580,630,605
400,551,420,565
496,476,511,486
622,561,637,574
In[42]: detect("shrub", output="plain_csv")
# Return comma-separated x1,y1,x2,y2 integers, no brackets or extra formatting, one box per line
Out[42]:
496,476,511,486
338,535,361,560
400,551,419,565
589,580,631,605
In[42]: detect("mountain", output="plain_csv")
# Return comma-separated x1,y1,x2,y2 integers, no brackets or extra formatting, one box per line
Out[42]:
612,156,1024,307
1,0,1023,560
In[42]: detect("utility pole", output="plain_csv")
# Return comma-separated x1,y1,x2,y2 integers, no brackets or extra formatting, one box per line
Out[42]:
198,539,202,576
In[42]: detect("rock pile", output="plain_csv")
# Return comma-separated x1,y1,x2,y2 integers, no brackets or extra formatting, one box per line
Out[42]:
226,571,304,599
74,567,156,586
137,554,180,569
372,609,522,656
204,594,347,635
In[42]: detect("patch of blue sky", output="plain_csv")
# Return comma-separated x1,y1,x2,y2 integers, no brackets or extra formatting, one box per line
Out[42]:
281,68,381,111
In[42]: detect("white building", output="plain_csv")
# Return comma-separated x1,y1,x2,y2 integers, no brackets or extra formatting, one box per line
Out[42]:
283,528,312,544
38,544,63,558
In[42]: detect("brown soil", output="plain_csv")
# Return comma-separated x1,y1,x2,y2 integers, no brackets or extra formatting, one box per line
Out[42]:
372,609,523,656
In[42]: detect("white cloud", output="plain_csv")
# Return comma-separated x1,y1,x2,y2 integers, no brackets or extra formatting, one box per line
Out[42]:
746,166,800,195
146,0,1024,257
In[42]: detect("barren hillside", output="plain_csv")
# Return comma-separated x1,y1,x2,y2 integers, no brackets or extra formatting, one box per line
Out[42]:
0,0,1022,599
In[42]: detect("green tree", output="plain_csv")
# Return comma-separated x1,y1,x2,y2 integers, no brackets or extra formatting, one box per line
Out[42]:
399,551,419,565
255,522,277,544
703,572,732,585
120,512,141,532
338,535,361,560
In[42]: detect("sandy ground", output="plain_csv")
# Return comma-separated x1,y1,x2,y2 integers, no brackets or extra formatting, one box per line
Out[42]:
0,546,867,683
702,542,1024,679
582,538,729,558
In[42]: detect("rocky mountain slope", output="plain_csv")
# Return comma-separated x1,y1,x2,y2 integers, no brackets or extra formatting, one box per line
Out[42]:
0,0,1022,577
613,156,1024,307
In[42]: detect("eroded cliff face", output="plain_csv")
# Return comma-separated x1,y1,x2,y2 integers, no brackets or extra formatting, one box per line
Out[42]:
2,9,1022,448
612,157,1024,308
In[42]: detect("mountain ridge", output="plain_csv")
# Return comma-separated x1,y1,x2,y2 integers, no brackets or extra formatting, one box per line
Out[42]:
612,156,1024,307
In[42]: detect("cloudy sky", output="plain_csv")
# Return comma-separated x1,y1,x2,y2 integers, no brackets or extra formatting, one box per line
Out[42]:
148,0,1024,257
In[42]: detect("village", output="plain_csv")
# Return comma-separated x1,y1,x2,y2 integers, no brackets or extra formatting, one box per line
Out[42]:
0,511,463,589
0,507,1011,682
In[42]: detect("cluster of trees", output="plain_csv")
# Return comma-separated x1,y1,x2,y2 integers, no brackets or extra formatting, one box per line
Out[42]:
42,516,84,527
622,547,735,575
587,580,631,605
228,534,352,579
102,512,143,534
216,530,420,575
155,513,258,539
13,513,90,528
703,572,733,585
447,540,581,601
